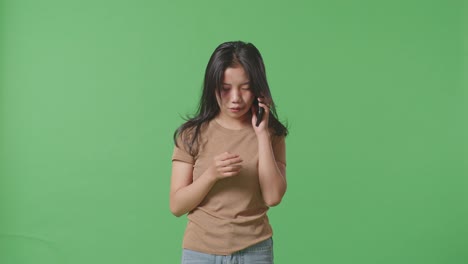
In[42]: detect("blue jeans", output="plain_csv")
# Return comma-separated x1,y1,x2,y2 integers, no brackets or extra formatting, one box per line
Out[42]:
181,238,274,264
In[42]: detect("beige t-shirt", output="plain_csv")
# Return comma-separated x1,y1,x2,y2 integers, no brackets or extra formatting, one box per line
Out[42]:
172,120,286,255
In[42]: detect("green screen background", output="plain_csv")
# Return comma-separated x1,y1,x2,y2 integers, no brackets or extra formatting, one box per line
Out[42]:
1,0,466,263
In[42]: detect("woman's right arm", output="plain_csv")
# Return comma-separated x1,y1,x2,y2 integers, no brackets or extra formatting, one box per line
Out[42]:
169,152,243,217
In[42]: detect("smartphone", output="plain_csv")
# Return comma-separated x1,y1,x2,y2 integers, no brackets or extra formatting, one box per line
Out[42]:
255,99,264,127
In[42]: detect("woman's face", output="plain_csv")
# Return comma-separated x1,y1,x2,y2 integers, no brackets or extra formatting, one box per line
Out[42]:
216,66,255,122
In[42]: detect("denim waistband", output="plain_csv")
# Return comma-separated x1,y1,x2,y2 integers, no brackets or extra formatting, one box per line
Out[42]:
239,237,273,253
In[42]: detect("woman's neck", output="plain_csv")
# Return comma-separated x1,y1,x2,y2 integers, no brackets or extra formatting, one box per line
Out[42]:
214,114,251,130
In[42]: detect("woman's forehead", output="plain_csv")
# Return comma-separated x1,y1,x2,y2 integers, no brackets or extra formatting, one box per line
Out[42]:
222,67,249,84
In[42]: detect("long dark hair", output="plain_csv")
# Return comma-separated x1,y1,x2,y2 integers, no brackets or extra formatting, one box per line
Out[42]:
174,41,288,155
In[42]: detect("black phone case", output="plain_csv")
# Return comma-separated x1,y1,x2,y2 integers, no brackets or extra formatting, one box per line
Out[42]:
255,104,264,127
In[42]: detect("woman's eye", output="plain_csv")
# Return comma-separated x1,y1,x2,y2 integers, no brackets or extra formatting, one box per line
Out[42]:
241,87,250,90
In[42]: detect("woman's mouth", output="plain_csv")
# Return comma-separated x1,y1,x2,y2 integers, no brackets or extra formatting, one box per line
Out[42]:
229,107,241,113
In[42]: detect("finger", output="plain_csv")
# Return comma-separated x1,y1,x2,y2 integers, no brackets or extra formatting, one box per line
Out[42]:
217,165,242,173
258,102,270,111
218,168,242,177
219,164,242,173
221,157,243,166
218,152,240,161
215,156,242,168
220,171,240,177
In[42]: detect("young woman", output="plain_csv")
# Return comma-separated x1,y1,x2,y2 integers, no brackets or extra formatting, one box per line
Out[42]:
170,41,288,264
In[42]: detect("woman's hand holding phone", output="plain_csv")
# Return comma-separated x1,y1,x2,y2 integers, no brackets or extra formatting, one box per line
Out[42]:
252,97,270,133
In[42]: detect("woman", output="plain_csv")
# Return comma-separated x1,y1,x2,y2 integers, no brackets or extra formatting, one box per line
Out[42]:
170,41,288,264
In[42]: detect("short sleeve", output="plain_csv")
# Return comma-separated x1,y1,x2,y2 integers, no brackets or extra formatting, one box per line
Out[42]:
172,136,195,164
272,135,286,165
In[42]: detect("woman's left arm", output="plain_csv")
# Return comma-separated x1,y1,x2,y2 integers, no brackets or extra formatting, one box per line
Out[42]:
252,98,287,207
257,133,286,207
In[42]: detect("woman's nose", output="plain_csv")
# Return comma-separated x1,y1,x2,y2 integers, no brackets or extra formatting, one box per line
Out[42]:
230,89,241,102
